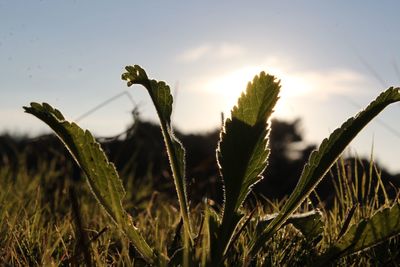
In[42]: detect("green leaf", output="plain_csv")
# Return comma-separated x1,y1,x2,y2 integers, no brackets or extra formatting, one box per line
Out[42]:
219,72,280,217
315,202,400,266
249,87,400,258
288,210,324,240
256,210,324,240
23,102,156,264
214,72,280,262
122,65,192,243
122,65,173,125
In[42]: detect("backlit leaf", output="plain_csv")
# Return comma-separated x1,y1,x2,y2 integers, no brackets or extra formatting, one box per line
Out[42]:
249,87,400,258
23,103,156,264
214,72,280,263
315,202,400,266
122,65,192,244
256,210,324,240
218,72,280,218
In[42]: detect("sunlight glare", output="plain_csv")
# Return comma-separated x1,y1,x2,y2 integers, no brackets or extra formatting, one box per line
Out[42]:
204,65,313,118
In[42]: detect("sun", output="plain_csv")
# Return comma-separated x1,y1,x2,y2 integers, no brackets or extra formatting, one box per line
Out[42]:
204,66,264,114
204,65,313,118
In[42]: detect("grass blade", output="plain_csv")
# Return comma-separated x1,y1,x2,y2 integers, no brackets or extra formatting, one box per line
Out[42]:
336,204,358,241
23,102,156,264
249,87,400,258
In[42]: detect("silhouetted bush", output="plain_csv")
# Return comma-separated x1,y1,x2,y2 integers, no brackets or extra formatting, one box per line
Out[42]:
1,117,398,207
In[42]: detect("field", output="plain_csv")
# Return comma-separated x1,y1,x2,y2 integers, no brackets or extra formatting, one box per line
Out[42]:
1,65,400,266
0,149,399,266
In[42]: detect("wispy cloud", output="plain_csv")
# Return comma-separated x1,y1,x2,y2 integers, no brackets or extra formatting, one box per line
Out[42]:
277,68,367,100
217,43,244,58
178,42,245,62
178,44,212,62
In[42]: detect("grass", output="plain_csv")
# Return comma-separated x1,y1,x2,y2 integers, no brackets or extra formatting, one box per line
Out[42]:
5,67,400,265
0,153,398,266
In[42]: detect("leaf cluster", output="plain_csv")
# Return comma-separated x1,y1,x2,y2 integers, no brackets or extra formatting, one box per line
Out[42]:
24,65,400,266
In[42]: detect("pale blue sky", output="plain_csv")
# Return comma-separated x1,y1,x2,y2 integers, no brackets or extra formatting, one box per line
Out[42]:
1,1,400,172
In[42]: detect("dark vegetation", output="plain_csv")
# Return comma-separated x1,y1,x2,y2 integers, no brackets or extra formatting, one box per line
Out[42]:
1,116,399,207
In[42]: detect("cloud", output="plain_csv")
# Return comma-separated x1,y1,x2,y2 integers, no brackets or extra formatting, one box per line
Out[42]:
217,43,244,58
178,42,245,62
277,68,367,100
178,44,212,62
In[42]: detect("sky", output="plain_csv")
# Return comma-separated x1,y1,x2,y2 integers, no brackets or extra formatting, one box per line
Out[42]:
1,1,400,173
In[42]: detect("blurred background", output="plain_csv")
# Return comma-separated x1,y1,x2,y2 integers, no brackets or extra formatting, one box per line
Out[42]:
1,1,400,173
